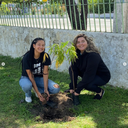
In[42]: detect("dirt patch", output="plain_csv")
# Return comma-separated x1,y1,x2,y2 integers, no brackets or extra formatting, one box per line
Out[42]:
30,92,76,122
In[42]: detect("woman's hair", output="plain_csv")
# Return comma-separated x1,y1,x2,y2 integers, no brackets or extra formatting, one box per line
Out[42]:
73,34,100,54
21,37,45,70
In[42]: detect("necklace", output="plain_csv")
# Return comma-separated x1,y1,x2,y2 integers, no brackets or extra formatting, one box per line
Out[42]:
34,55,40,63
35,58,39,63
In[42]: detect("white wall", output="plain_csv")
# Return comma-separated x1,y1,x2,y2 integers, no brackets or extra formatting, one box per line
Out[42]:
0,26,128,88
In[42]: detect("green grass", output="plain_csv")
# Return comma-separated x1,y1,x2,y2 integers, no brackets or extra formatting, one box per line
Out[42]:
0,54,128,128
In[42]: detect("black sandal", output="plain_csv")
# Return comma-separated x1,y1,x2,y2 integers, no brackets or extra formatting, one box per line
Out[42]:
93,89,105,100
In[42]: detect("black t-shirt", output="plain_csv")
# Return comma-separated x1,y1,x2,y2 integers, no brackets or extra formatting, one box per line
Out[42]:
22,52,51,77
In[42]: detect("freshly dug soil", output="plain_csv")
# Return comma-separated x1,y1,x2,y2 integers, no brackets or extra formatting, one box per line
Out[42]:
30,92,76,122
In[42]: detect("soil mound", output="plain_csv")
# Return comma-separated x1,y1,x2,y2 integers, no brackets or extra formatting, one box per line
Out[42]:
30,92,76,122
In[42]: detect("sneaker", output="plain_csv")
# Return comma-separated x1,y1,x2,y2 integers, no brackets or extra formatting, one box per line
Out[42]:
32,87,38,98
94,89,105,100
25,97,32,103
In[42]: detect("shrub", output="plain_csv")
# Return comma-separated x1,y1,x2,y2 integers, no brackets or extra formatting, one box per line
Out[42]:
32,8,36,15
42,3,66,16
88,0,114,13
41,8,48,14
50,0,64,4
0,2,10,15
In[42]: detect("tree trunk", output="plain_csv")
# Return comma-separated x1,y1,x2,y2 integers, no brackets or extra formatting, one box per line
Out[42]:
65,0,80,29
81,0,88,30
0,1,2,6
65,0,88,30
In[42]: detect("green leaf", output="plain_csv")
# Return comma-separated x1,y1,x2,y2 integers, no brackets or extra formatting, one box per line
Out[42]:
48,41,78,68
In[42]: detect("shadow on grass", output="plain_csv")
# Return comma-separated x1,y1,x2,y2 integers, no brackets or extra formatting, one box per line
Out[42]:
0,55,128,128
46,69,128,127
76,86,128,128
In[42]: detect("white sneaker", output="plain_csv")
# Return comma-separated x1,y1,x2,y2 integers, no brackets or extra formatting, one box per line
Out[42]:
25,97,32,103
32,87,38,98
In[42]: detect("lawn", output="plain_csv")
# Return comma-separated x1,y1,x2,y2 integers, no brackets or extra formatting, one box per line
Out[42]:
0,55,128,128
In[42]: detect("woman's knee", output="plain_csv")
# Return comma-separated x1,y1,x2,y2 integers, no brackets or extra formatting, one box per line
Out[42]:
21,83,32,92
53,84,59,88
85,84,93,90
51,84,60,94
19,77,32,91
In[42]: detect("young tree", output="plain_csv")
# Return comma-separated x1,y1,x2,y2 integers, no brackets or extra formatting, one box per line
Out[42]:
48,41,77,69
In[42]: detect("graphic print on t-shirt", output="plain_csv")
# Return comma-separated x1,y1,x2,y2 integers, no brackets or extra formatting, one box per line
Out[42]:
32,63,42,75
21,52,51,77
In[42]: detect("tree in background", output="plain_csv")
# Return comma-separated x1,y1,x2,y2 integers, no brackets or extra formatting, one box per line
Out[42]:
49,0,88,30
0,0,12,5
65,0,88,30
0,0,37,5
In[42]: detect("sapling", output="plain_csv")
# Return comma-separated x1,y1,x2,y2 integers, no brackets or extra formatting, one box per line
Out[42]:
48,41,78,68
48,41,78,104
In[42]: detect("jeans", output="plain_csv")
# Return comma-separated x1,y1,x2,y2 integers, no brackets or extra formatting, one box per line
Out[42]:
19,76,60,97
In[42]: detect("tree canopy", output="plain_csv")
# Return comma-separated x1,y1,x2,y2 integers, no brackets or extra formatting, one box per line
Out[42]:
0,0,44,4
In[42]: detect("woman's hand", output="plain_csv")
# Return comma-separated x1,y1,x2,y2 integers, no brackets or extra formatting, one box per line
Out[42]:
74,92,79,96
44,90,50,101
70,89,74,94
37,92,45,102
70,90,79,95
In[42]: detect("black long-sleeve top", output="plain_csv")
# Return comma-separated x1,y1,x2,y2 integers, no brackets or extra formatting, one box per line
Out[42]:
70,50,111,94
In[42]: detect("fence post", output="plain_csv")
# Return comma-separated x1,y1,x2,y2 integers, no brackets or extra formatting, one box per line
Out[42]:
123,0,128,33
113,0,122,33
113,0,128,33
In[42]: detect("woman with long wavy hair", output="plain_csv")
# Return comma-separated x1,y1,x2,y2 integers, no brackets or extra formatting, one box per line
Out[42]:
68,34,111,105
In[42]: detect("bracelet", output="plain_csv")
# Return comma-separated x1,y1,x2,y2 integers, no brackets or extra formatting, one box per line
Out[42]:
43,72,49,75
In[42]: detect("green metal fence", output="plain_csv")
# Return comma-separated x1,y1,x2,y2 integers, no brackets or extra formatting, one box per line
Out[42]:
0,0,127,33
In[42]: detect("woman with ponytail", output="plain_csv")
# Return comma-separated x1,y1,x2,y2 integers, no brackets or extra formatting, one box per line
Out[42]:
19,38,60,106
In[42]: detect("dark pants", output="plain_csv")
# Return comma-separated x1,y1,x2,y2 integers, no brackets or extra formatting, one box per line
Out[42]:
84,75,107,93
69,67,107,93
